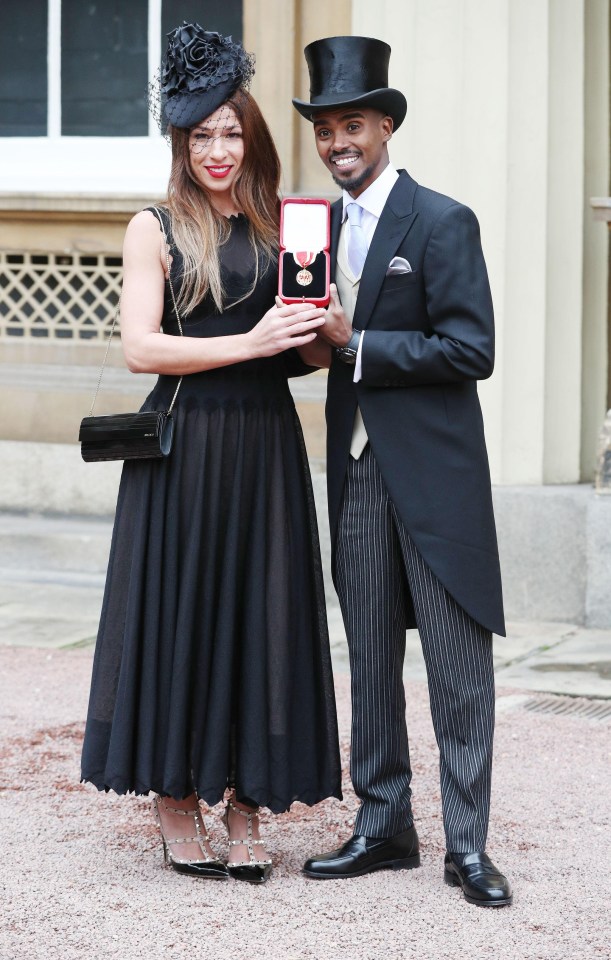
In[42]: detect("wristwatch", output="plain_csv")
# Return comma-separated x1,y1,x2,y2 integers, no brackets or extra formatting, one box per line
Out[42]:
335,328,362,365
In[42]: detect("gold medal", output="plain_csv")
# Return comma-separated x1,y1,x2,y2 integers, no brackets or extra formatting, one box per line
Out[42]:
296,268,313,286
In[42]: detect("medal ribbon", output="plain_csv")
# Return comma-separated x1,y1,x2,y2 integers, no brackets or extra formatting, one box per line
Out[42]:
293,251,316,269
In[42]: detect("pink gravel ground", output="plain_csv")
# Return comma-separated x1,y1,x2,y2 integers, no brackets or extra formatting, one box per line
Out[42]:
0,645,609,960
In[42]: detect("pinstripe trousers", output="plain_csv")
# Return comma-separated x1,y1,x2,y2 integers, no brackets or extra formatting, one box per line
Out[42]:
335,446,495,852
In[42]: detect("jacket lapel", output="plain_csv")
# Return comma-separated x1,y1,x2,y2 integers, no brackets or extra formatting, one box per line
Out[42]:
329,199,342,284
352,170,419,331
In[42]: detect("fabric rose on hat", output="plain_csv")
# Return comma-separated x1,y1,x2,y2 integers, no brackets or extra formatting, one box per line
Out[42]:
161,22,254,97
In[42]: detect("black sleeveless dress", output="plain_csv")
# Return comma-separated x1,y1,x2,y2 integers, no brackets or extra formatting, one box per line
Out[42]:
80,210,342,812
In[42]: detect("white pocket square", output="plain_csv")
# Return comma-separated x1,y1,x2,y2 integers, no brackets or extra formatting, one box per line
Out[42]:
386,256,412,275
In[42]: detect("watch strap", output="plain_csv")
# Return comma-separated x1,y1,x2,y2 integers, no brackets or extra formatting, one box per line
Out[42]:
335,328,362,364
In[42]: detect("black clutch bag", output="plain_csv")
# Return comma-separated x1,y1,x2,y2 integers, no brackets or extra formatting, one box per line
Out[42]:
79,208,183,463
79,411,174,462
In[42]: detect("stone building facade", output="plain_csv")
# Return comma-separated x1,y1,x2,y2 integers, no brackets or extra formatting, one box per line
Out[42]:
0,0,609,626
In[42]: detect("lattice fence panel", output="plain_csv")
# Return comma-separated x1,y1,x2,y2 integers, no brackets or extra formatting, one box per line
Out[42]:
0,252,123,340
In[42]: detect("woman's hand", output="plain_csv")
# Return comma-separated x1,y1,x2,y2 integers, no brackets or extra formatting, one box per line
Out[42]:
248,300,326,358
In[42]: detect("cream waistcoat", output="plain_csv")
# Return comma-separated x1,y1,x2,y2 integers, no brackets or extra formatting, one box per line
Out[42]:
336,220,369,459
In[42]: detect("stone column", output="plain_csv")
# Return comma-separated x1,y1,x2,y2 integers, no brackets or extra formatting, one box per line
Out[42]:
243,0,298,193
244,0,351,196
582,1,611,479
543,0,585,483
590,198,611,493
294,1,352,195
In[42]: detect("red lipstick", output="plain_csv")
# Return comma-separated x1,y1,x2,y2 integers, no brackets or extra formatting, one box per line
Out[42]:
205,165,232,179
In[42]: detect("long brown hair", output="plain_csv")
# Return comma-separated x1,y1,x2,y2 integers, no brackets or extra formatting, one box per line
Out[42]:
164,89,281,315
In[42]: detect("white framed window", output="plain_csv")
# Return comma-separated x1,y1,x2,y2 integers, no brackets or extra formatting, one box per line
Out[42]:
0,0,242,193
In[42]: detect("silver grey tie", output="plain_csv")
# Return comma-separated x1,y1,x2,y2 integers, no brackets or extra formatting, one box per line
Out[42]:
346,202,368,279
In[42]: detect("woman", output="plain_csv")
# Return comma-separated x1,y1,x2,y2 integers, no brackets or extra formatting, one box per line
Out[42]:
80,23,342,884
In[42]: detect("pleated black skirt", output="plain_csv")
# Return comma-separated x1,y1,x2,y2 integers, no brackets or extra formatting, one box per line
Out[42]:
81,373,342,813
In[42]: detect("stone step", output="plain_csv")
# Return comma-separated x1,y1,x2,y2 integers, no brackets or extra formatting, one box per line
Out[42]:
0,507,340,650
0,512,113,575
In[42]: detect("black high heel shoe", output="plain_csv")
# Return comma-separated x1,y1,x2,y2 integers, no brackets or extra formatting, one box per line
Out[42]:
153,795,228,879
224,795,272,884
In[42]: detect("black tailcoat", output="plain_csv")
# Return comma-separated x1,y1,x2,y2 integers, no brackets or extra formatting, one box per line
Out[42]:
326,170,505,636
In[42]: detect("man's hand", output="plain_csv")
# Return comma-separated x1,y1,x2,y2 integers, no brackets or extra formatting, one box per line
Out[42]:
318,284,352,347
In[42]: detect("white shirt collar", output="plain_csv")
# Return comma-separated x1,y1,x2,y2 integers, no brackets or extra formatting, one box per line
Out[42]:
342,164,399,221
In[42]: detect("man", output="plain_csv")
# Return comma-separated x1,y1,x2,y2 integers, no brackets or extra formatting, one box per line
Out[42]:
292,36,512,907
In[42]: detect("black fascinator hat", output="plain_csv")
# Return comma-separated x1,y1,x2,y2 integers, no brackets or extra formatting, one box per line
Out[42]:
292,36,406,131
150,22,255,132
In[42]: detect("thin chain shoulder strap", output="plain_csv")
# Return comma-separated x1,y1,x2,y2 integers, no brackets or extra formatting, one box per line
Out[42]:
88,207,184,417
88,302,120,416
151,206,183,414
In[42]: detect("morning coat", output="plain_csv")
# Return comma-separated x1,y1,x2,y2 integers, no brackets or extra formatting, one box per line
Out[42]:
325,169,505,636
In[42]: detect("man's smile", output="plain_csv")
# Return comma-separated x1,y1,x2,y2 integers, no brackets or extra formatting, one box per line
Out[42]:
331,154,360,168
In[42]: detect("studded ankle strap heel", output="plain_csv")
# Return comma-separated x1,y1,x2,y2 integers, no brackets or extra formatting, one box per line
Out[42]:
153,795,228,880
224,795,272,884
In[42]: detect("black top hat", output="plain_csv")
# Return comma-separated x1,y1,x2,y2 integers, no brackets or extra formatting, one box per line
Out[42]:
292,36,407,131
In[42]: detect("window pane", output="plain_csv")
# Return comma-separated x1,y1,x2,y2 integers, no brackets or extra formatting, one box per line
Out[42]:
0,0,47,136
161,1,243,61
62,0,148,136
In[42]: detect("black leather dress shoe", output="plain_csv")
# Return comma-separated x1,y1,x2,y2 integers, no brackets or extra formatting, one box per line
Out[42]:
303,826,420,879
444,852,512,906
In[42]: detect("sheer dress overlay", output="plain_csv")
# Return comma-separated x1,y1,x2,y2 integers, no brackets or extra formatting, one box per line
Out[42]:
80,209,342,812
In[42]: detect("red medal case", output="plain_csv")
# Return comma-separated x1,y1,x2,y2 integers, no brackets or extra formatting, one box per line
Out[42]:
278,197,331,306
